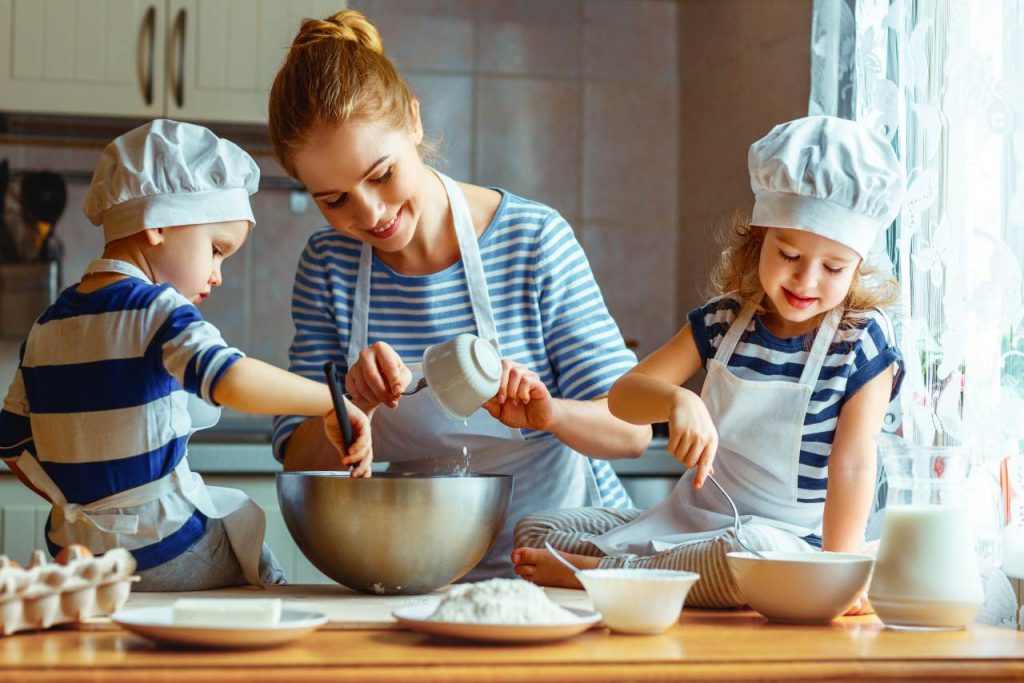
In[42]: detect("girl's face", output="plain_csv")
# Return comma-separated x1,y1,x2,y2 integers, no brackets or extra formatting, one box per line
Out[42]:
290,109,427,253
757,227,860,337
146,220,250,306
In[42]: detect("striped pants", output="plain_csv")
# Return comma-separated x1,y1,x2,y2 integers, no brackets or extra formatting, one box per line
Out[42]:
514,507,813,608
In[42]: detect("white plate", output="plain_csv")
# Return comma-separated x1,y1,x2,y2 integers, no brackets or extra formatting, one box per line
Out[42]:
391,604,602,643
111,606,328,649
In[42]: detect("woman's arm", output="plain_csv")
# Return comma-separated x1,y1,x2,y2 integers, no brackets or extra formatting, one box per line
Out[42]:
820,366,894,553
481,360,650,459
280,416,348,471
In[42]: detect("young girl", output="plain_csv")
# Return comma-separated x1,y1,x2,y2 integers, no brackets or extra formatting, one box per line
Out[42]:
512,116,905,614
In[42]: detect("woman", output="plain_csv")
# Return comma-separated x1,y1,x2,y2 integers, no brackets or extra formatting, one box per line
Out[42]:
268,9,650,580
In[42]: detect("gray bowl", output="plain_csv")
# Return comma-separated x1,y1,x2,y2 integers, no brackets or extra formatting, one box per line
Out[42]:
276,472,513,595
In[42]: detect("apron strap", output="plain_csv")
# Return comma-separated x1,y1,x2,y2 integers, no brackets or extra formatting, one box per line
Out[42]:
347,168,502,368
436,171,500,350
714,302,757,363
16,455,196,535
798,310,839,387
83,258,153,282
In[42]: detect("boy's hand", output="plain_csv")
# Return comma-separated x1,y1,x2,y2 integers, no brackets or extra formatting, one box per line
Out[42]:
482,360,559,431
667,390,718,488
346,341,413,412
323,399,373,478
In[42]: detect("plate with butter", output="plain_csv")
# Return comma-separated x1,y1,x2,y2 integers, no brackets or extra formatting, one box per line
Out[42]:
112,598,327,649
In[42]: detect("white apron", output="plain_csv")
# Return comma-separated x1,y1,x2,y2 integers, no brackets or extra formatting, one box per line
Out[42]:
593,301,836,555
17,258,267,586
350,171,598,580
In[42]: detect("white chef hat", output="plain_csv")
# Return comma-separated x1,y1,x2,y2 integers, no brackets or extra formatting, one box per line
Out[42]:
748,116,905,260
84,119,259,243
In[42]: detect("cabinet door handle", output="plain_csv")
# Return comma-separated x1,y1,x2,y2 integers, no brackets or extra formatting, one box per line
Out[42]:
140,5,156,106
171,8,186,108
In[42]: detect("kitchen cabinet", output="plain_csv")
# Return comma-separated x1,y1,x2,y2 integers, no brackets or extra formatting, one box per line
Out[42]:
0,0,342,124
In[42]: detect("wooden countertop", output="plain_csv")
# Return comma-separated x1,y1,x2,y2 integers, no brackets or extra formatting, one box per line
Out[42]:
2,607,1022,682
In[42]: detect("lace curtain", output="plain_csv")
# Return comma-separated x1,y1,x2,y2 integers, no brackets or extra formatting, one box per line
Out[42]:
810,0,1024,625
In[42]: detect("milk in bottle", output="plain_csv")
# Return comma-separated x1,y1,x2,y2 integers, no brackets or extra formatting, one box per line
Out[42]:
868,439,984,630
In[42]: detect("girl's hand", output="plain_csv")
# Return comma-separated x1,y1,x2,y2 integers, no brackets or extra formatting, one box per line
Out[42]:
667,390,718,488
482,360,559,431
323,398,374,478
843,592,873,616
345,341,413,412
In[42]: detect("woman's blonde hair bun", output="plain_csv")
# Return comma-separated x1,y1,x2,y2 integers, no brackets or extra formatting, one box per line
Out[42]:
292,9,383,55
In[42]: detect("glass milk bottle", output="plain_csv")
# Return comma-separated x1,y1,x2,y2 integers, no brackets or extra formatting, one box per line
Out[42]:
868,439,984,630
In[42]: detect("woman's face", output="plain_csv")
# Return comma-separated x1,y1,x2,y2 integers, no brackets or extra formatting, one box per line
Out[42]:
291,111,426,253
757,227,859,337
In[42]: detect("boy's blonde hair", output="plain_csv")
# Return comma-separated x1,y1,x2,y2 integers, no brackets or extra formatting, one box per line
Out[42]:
710,213,899,331
268,9,436,177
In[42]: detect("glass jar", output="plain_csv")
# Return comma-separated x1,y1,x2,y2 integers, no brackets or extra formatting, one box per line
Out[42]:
867,439,985,630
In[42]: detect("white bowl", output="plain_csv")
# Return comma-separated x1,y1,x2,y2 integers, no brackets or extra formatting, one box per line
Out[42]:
726,550,874,624
422,334,502,419
575,568,700,634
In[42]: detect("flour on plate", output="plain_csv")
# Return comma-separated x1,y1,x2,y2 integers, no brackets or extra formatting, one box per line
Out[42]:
429,578,576,624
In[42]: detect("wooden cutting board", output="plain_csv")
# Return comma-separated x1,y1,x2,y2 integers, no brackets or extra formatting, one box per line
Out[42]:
86,583,595,630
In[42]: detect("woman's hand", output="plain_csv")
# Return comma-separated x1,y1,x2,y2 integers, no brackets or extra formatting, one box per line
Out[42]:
667,390,718,488
323,398,373,478
482,360,559,431
345,341,413,412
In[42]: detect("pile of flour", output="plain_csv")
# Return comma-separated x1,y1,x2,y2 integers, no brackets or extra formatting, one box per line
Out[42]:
429,578,576,624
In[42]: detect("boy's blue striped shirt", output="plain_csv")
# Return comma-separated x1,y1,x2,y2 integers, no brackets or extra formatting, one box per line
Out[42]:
0,278,243,569
273,190,635,508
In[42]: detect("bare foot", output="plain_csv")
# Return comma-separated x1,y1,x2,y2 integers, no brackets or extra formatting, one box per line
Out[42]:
510,547,599,588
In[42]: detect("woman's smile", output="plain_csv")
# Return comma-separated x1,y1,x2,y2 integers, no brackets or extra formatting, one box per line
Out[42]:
363,206,402,240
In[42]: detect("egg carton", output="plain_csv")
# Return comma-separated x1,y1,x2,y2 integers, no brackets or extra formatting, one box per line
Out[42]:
0,547,138,636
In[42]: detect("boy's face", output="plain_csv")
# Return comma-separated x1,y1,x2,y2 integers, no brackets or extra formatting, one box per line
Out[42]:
290,107,426,254
146,220,250,305
758,227,860,337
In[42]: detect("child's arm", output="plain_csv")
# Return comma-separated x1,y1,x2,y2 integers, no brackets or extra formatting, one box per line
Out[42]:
1,369,52,501
820,366,894,553
211,357,373,475
820,365,893,616
608,324,718,487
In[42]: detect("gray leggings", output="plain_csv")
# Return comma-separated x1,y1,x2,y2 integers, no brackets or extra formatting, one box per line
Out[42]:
134,518,287,592
514,507,812,608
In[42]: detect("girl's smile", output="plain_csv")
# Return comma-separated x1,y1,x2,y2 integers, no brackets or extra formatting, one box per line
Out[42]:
781,287,819,310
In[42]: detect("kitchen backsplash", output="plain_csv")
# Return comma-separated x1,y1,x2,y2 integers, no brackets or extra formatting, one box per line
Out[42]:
0,0,680,434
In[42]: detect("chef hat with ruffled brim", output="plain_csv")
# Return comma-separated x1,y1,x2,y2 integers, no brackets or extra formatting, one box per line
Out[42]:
84,119,259,244
748,116,905,260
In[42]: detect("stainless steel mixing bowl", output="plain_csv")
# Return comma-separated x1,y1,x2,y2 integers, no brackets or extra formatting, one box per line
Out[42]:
276,472,513,595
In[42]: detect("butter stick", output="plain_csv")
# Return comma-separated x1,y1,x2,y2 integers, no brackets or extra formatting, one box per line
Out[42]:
172,598,282,627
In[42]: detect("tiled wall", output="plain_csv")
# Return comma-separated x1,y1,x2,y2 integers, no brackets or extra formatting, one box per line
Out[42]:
0,0,682,432
0,1,817,435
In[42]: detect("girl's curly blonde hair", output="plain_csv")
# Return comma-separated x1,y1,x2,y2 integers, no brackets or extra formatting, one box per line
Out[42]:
709,213,899,331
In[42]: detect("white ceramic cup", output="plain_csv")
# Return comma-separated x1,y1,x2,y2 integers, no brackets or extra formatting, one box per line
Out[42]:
421,333,502,419
575,568,700,634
